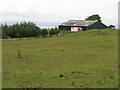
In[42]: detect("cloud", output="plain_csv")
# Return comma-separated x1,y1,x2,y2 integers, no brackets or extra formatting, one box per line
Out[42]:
0,0,119,27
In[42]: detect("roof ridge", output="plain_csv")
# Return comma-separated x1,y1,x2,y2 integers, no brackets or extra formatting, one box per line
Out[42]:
69,20,98,21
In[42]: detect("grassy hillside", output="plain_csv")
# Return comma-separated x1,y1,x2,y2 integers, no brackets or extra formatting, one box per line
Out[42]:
2,29,118,88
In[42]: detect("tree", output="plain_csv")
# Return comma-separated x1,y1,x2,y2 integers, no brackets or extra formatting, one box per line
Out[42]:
54,27,60,36
1,22,42,38
49,28,55,37
41,28,48,37
85,14,101,21
2,30,7,39
1,22,61,39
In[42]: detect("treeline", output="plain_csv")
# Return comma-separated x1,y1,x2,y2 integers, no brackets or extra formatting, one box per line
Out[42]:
1,22,60,39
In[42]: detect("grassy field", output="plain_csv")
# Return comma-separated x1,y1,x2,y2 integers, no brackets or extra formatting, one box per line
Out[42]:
2,29,118,88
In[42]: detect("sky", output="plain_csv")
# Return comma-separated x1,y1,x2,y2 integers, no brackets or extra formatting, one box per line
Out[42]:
0,0,119,27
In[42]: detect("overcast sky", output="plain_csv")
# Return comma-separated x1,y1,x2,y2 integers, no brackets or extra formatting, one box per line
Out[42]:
0,0,119,26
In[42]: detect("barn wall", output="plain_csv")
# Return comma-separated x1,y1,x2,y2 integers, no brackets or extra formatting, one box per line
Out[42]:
59,26,71,31
59,26,87,31
88,21,108,30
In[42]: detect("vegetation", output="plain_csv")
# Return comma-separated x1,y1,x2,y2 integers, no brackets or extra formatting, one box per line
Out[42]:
1,22,60,39
2,29,118,88
85,14,101,21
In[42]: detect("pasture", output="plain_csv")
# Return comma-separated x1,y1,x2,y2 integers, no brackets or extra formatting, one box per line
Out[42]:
2,29,118,88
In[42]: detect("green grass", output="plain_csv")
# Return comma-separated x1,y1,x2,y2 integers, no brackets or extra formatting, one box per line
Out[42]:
2,29,118,88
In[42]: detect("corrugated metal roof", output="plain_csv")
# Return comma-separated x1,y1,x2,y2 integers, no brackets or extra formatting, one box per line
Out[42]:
59,20,98,26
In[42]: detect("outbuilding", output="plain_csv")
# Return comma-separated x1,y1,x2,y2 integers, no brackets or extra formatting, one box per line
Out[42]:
108,25,115,29
58,20,108,31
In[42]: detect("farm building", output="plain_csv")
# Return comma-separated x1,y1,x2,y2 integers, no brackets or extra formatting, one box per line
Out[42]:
108,25,115,29
58,20,108,31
